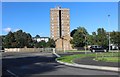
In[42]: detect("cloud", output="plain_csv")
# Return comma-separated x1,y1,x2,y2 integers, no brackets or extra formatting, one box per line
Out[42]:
3,27,21,33
3,27,12,32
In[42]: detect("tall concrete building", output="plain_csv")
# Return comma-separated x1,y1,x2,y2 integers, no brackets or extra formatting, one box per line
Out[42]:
50,6,72,51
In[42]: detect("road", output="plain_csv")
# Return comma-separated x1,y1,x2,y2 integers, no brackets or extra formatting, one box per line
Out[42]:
2,52,119,77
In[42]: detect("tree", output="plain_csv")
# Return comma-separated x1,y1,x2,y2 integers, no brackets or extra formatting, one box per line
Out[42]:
14,30,33,48
3,31,16,48
46,38,56,48
88,32,98,45
3,30,33,48
14,30,24,47
35,35,40,38
91,32,97,45
111,31,120,49
87,28,108,47
96,28,108,46
26,33,33,47
70,29,77,37
87,35,94,45
70,27,88,48
34,38,56,48
35,40,47,48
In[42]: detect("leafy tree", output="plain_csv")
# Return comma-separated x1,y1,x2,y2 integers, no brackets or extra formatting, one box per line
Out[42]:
26,33,33,47
70,29,77,37
35,40,47,48
3,30,33,48
32,40,37,48
110,31,120,49
96,28,108,46
39,40,46,48
3,31,16,48
35,35,40,38
87,35,94,45
14,30,24,47
70,27,88,48
87,28,108,47
91,32,98,45
46,38,56,48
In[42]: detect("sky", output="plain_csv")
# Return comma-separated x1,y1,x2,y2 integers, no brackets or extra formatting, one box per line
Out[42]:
2,2,118,37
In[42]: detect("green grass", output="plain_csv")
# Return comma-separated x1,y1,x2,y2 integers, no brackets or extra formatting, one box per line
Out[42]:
57,52,119,63
65,50,119,52
65,50,90,52
95,52,120,62
95,57,120,62
57,53,95,63
64,50,80,52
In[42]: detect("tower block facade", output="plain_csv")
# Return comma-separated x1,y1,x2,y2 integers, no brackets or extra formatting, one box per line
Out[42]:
50,6,72,51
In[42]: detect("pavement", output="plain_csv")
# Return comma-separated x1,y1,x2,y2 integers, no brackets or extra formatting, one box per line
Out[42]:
54,52,120,72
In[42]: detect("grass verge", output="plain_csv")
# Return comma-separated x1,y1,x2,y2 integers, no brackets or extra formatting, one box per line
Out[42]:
95,57,119,62
56,52,119,63
56,53,95,63
65,50,90,52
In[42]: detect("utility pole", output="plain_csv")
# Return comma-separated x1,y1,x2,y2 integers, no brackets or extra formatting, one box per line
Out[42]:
108,15,111,52
83,34,87,54
85,35,87,54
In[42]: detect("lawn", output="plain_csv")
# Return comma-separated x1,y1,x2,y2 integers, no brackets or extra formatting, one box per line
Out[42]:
65,50,90,52
95,57,119,62
56,52,119,63
57,53,95,63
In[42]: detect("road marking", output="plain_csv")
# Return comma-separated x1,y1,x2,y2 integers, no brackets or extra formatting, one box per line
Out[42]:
52,49,61,57
7,70,19,77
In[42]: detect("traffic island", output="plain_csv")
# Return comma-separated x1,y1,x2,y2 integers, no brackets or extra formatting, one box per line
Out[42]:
56,52,120,72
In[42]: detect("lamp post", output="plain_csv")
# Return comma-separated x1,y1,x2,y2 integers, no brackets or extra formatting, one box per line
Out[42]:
108,15,111,52
85,36,87,54
83,34,87,54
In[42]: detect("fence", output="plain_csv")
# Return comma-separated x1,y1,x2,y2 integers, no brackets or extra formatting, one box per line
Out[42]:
4,48,55,53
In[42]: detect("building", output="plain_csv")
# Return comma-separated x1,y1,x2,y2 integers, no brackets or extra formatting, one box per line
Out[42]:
50,6,72,51
33,37,49,42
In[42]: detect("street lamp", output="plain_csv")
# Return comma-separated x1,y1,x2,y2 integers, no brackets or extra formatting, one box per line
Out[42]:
85,36,87,54
108,15,111,52
83,34,87,54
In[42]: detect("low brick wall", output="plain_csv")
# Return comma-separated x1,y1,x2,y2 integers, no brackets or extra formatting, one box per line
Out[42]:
4,48,54,52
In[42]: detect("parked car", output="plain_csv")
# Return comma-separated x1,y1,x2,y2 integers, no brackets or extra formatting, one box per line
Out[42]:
90,45,108,52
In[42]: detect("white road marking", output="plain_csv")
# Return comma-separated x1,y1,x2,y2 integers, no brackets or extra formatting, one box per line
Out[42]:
52,49,61,57
7,70,19,77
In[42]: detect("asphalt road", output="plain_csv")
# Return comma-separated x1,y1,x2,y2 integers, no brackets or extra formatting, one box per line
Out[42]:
1,52,119,77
